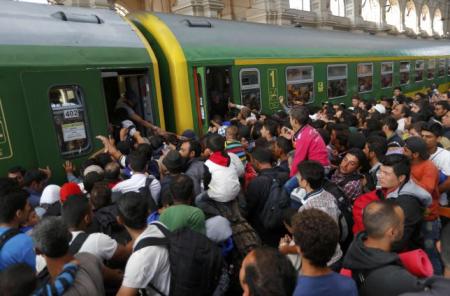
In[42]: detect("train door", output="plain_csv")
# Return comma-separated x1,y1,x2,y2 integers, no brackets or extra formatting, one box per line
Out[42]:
101,70,154,139
21,70,108,181
193,67,208,134
205,66,233,122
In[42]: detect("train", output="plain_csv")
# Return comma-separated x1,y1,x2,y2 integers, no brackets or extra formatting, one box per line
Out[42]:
0,0,449,181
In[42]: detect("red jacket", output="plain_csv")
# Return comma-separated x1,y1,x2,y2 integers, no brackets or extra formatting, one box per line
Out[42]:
290,124,330,177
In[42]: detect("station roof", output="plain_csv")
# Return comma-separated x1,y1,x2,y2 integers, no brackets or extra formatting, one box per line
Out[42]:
0,1,149,67
152,12,450,62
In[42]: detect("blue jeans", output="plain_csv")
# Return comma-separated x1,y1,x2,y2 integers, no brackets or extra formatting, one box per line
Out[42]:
421,219,442,275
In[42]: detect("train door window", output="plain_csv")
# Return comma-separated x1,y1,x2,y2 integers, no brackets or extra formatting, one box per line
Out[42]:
239,68,261,111
400,62,410,85
49,85,91,157
286,66,314,105
427,59,436,80
101,70,153,139
206,67,233,121
381,62,393,88
327,64,347,99
438,59,445,77
357,63,373,93
415,60,424,82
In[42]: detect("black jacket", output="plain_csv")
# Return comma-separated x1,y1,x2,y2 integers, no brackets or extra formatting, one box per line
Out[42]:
245,168,288,247
400,276,450,296
343,232,426,296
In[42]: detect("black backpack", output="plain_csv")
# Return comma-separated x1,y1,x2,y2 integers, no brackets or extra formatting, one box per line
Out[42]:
258,178,290,230
134,223,224,296
138,176,158,213
0,228,20,251
322,174,361,251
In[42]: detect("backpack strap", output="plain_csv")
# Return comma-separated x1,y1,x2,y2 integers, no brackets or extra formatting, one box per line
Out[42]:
0,228,20,251
68,232,90,255
133,223,171,252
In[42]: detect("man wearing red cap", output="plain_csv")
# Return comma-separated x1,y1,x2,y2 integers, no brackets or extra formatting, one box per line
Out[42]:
60,182,82,203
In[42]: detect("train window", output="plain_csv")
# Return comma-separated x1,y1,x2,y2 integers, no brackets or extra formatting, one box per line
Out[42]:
357,63,373,93
381,62,393,88
48,86,91,157
438,59,445,77
286,66,314,105
415,60,424,82
400,62,410,85
327,65,347,99
240,68,261,111
427,59,436,80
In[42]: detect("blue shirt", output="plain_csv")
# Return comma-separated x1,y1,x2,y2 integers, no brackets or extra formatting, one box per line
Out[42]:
293,272,358,296
0,227,35,271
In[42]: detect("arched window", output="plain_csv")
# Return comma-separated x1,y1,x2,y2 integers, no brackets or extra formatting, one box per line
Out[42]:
433,9,444,36
330,0,345,17
420,5,432,35
385,0,401,31
289,0,311,11
361,0,381,24
404,1,418,33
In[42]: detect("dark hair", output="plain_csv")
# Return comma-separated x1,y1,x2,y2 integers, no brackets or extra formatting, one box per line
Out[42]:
262,120,279,137
283,208,298,227
0,190,28,223
381,116,398,132
0,263,36,296
104,162,120,180
251,147,273,164
366,136,388,160
363,200,402,239
182,139,202,158
394,86,402,92
0,177,20,196
381,154,410,180
206,133,225,152
136,143,153,160
346,148,369,171
7,166,26,176
441,223,450,269
422,122,443,137
83,171,104,194
275,137,293,154
117,192,149,230
289,106,310,125
317,128,330,146
94,153,112,168
251,122,263,140
90,182,112,209
244,247,297,296
23,169,47,187
169,174,194,203
297,160,324,190
61,195,90,228
341,110,358,127
366,118,382,133
435,101,449,111
128,152,147,172
116,141,131,155
293,208,339,267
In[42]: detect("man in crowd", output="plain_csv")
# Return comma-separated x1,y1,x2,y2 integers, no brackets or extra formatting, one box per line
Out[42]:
289,106,329,177
239,247,297,296
179,139,206,197
381,116,404,148
391,103,409,135
344,200,425,296
292,208,357,296
363,136,388,191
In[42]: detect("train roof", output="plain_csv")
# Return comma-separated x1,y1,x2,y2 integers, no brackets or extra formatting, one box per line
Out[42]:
0,1,149,67
150,12,450,62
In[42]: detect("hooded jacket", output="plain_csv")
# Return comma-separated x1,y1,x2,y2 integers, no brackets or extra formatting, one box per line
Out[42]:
205,152,241,203
353,179,432,251
343,232,426,296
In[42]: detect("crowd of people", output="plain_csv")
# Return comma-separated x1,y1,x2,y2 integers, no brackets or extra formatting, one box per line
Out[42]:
1,84,450,296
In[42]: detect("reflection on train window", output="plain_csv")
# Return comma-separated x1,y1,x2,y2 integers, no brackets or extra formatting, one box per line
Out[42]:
427,59,436,80
239,68,261,111
400,61,410,85
327,64,347,99
48,86,91,157
286,66,314,105
415,60,424,82
438,59,445,77
357,63,373,93
381,62,393,88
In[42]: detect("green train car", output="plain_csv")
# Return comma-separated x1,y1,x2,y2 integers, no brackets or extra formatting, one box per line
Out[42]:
0,1,449,181
130,12,450,134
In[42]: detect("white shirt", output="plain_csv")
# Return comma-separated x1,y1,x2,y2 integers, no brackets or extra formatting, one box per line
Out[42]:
397,118,406,135
122,223,170,295
70,231,118,261
112,173,161,205
430,147,450,205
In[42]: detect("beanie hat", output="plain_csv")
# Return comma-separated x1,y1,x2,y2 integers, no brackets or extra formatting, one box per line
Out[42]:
405,136,429,160
60,182,82,203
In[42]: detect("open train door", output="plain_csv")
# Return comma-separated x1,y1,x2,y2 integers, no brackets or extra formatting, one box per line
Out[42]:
20,70,108,181
193,67,209,135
